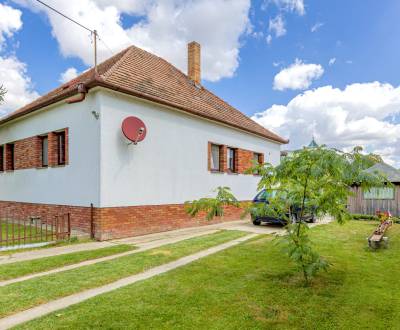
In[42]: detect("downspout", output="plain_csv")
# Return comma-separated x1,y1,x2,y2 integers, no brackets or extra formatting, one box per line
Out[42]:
65,83,87,104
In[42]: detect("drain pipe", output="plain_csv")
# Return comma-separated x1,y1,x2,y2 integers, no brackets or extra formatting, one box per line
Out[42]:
65,83,87,104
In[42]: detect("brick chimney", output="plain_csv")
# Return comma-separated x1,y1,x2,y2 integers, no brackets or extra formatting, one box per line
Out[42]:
188,41,201,85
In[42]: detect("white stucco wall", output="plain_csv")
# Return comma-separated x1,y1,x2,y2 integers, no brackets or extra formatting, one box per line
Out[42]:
0,88,283,208
0,93,101,207
99,90,281,207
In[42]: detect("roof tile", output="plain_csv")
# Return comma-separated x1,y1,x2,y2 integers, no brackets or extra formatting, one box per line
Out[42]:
0,45,287,144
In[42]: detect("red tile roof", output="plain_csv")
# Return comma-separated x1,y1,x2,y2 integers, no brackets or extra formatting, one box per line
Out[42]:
0,46,288,144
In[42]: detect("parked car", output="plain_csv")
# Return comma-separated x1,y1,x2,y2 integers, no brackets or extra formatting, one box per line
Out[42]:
251,189,316,226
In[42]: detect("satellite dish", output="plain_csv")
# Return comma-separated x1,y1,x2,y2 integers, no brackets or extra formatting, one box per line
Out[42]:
121,116,147,145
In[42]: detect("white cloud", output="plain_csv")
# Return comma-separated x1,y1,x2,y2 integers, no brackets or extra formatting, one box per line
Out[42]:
266,34,272,44
311,22,324,33
270,0,305,15
0,4,39,117
328,57,336,66
252,82,400,167
273,59,324,91
269,15,286,38
14,0,251,82
0,3,22,48
59,67,79,83
0,56,39,117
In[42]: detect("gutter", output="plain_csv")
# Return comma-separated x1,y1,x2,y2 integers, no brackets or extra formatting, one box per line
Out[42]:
65,83,87,104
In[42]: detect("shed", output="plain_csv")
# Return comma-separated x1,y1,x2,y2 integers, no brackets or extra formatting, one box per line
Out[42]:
348,162,400,216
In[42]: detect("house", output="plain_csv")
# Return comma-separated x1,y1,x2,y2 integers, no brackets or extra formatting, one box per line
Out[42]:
280,137,319,158
0,42,287,240
348,162,400,216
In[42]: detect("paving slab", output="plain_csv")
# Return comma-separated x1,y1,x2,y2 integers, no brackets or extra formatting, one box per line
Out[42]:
0,241,116,265
0,234,258,330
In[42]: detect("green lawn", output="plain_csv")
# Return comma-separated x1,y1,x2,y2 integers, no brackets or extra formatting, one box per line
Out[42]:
0,244,135,281
16,221,400,330
0,230,247,318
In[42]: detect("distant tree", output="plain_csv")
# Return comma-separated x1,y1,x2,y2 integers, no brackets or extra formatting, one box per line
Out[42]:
0,85,6,104
186,146,385,284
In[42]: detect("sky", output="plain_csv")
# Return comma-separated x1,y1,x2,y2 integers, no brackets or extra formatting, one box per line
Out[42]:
0,0,399,167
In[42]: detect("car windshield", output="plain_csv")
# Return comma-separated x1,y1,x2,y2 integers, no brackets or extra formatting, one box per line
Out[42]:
254,190,277,201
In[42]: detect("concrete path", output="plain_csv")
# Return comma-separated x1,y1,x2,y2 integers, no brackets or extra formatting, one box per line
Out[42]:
0,217,331,266
0,229,219,287
0,234,258,330
0,225,223,265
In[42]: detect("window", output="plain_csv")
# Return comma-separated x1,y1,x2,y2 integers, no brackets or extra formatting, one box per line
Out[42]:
5,143,14,171
363,187,394,200
40,136,48,167
0,145,3,172
227,147,237,172
210,144,221,171
253,152,263,165
56,131,66,165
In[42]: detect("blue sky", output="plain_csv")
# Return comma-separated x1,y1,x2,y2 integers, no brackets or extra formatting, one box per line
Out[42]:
0,0,399,166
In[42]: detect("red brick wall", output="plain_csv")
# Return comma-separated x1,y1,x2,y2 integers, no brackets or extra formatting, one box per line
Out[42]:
0,200,247,240
14,136,41,170
208,141,264,174
0,128,68,171
93,203,247,240
0,201,92,234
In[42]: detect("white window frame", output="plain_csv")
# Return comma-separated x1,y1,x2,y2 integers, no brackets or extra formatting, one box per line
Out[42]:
363,187,395,200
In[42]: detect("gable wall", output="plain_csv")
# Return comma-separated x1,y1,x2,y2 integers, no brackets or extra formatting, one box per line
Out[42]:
0,92,101,207
98,90,281,208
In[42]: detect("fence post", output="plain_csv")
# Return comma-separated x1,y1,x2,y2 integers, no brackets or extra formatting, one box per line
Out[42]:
90,203,95,240
67,213,71,239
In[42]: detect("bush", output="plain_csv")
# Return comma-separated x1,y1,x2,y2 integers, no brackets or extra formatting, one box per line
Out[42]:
351,214,400,223
351,214,379,221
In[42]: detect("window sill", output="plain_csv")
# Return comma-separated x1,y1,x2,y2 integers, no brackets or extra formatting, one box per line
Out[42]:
209,170,224,174
51,164,67,168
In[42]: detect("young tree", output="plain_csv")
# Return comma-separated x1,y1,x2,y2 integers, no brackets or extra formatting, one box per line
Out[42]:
186,146,385,284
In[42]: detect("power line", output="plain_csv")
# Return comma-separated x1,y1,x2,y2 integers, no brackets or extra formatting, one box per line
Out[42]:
35,0,93,33
98,36,115,56
34,0,117,74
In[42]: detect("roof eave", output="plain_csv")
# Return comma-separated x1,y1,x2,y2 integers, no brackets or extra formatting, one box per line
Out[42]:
0,78,289,144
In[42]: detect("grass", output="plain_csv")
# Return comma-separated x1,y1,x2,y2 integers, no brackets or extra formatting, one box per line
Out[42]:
0,244,135,281
0,222,49,245
0,230,247,318
16,221,400,330
0,237,92,256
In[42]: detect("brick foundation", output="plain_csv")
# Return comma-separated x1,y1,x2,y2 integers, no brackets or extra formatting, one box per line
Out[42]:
0,201,92,235
0,201,247,240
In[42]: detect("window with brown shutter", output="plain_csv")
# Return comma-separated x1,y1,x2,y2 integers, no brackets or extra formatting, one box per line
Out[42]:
210,144,221,171
253,152,264,174
40,136,48,167
5,143,14,171
227,147,237,173
56,131,66,165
